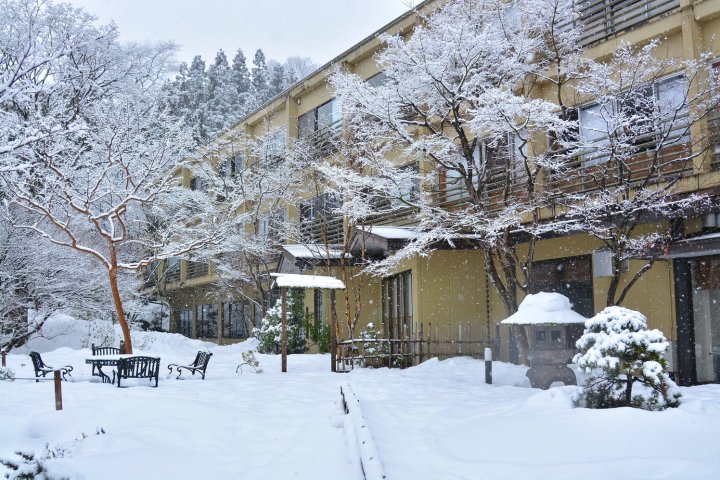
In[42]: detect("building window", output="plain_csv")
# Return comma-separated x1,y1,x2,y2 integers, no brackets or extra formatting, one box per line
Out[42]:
179,309,192,338
444,133,526,202
530,255,594,318
220,153,244,177
382,270,413,340
711,60,720,168
298,99,342,156
189,176,209,192
196,304,218,338
578,75,690,166
223,302,251,339
298,98,342,138
164,257,180,283
390,162,420,207
366,71,386,87
258,208,286,243
299,193,342,243
313,289,324,324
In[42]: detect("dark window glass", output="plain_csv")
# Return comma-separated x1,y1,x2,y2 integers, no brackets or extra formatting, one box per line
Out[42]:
179,309,192,338
298,110,315,138
223,302,251,338
530,255,594,318
196,304,218,338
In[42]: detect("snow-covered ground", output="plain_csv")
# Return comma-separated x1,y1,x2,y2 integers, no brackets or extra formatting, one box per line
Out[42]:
1,320,719,480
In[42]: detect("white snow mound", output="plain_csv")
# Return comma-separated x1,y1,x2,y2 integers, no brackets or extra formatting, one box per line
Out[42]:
501,292,587,325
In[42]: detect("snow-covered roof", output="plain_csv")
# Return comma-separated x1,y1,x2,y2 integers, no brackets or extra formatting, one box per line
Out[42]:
500,292,587,325
282,244,350,260
359,225,418,240
271,273,346,290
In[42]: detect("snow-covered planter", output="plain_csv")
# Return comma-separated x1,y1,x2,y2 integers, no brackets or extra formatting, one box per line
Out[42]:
573,306,681,410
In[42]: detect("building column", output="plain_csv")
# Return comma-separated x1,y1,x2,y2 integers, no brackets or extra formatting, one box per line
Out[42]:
673,258,697,386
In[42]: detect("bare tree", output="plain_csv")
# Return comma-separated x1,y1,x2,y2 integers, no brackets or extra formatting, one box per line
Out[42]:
1,20,226,352
547,41,718,306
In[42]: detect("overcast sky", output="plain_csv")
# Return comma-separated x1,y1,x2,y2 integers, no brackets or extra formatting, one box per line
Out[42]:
67,0,415,68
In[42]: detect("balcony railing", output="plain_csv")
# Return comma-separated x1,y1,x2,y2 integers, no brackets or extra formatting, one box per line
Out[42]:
438,165,529,215
164,266,180,284
306,121,342,157
548,147,692,197
561,0,680,46
711,111,720,171
298,215,344,244
186,261,209,279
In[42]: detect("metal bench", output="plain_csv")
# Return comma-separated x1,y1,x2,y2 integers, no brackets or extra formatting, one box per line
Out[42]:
114,356,160,388
167,351,212,379
29,351,73,382
90,344,121,378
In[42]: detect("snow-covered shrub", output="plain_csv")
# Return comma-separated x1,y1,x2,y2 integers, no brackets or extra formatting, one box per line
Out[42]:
236,350,262,374
573,306,681,410
253,290,306,354
358,323,389,368
305,314,331,353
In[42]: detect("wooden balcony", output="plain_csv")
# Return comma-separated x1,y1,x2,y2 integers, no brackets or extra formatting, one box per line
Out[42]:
306,121,341,157
298,215,344,244
560,0,680,46
186,261,209,279
164,266,180,284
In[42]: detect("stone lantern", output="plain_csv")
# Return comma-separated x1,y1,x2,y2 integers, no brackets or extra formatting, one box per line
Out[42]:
501,292,587,389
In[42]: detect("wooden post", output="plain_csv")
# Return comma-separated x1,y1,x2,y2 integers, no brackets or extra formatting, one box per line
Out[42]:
419,323,424,364
330,290,337,373
281,288,287,373
484,348,493,385
54,371,62,411
1,350,6,367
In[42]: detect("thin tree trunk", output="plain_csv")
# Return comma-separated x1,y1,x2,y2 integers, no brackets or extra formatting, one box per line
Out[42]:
109,246,133,354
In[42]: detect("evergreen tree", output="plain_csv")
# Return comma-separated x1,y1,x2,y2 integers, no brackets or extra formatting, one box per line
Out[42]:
254,290,307,354
251,49,269,103
269,63,286,97
573,307,681,411
231,48,251,95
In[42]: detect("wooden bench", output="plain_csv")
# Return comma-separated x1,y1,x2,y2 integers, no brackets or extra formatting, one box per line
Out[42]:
167,351,212,379
29,351,73,382
114,356,160,388
90,344,120,378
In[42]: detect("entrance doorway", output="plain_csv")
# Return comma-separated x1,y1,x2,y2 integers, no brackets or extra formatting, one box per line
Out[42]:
691,256,720,383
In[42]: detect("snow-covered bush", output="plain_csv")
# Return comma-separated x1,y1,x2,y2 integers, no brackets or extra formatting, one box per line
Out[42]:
236,350,262,374
573,306,681,410
305,314,331,353
253,291,306,354
358,323,390,368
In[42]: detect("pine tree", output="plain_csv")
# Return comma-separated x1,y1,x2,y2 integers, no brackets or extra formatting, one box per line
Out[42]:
251,49,269,103
269,63,286,97
573,306,681,410
232,49,251,94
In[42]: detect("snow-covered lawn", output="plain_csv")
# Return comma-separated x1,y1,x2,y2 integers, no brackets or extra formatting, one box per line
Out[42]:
2,329,719,480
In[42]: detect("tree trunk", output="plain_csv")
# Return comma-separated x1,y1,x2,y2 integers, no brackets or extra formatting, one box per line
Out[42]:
108,247,132,354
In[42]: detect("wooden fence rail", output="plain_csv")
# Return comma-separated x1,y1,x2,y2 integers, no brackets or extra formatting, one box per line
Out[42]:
337,322,496,371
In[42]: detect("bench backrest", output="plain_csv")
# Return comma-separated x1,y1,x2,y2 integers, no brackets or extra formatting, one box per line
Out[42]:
29,351,47,371
192,351,212,369
92,345,120,356
117,356,160,378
